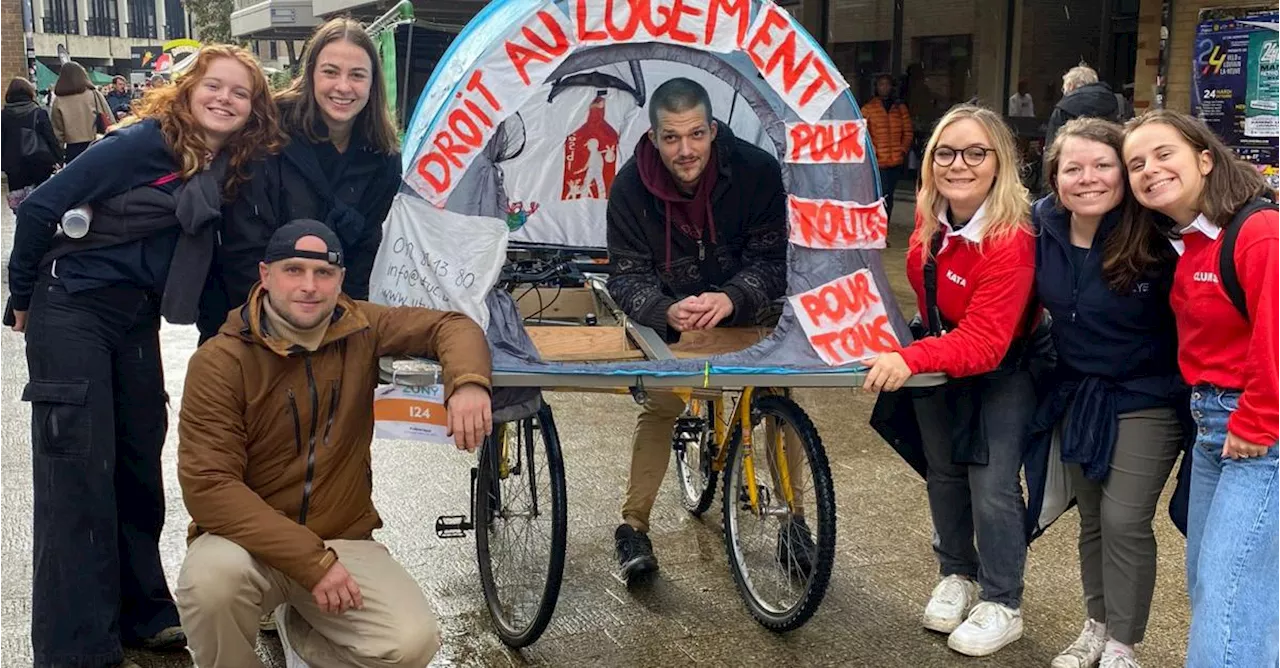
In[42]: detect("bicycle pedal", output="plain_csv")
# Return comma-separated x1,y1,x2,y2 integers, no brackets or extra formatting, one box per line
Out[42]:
434,515,472,539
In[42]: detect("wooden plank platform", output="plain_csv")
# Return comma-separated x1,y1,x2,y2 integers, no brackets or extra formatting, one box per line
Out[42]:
525,326,770,362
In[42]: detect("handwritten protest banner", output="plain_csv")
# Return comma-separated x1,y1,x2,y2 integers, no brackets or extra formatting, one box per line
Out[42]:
743,3,847,123
406,0,849,206
788,269,900,366
785,120,867,163
787,195,887,249
569,0,751,53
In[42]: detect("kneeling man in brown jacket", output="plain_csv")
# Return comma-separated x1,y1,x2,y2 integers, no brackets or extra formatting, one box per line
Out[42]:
175,220,493,668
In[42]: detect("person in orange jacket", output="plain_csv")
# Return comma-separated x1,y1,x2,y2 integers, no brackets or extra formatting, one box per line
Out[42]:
861,74,914,219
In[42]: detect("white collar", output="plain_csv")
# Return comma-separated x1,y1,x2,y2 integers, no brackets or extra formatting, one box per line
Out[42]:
1180,213,1221,240
1168,213,1219,256
936,198,992,244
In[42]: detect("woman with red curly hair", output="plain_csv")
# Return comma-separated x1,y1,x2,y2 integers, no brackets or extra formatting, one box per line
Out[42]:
5,45,280,668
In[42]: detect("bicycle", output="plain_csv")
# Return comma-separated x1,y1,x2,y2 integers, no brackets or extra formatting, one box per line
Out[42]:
671,385,836,632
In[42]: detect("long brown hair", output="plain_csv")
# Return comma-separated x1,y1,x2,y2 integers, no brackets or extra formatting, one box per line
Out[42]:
1124,109,1272,228
53,62,94,97
913,104,1030,261
275,18,399,154
129,45,283,198
1044,117,1174,291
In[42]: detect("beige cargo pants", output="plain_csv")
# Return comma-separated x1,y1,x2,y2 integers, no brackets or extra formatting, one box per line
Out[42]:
176,534,441,668
622,391,807,533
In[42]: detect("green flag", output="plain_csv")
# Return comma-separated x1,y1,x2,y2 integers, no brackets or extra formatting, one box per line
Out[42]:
378,28,398,126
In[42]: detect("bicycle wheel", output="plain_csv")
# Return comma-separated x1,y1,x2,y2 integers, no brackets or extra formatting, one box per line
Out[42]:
672,397,719,515
721,393,836,632
474,404,568,647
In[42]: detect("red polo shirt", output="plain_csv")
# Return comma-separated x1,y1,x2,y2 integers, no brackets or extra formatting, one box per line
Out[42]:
901,204,1037,378
1169,208,1278,445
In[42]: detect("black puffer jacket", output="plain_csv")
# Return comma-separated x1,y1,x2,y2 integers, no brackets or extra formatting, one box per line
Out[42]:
1045,82,1120,151
198,130,401,342
605,124,788,341
0,101,62,190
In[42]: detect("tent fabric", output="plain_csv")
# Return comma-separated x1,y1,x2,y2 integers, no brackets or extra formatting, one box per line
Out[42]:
373,0,908,416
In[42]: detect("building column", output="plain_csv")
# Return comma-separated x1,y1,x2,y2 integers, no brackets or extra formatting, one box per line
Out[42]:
154,0,164,39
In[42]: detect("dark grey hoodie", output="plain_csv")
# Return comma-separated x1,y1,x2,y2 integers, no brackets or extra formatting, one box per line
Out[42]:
1045,81,1120,151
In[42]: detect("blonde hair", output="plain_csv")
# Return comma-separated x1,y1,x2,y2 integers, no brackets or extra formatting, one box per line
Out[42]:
912,104,1030,262
1062,64,1098,94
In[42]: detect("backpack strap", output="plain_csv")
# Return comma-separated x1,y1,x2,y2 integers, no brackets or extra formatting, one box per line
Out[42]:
1218,198,1277,320
922,230,946,336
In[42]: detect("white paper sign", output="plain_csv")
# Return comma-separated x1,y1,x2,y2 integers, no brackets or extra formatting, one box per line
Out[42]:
784,120,867,164
374,384,454,445
787,195,887,249
369,194,508,330
787,269,900,366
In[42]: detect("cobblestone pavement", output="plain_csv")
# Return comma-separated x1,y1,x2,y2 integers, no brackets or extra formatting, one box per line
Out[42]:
1,199,1191,666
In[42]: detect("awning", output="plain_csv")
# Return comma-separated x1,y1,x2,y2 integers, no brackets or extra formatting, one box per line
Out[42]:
33,61,56,91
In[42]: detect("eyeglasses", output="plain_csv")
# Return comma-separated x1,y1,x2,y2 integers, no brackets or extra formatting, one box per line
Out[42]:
933,145,996,167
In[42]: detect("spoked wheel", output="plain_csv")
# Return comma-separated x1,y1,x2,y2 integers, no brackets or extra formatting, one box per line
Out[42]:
721,393,836,632
673,397,720,515
474,404,568,647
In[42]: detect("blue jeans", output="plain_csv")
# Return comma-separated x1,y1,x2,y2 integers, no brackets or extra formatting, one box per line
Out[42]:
914,369,1033,608
1185,385,1279,668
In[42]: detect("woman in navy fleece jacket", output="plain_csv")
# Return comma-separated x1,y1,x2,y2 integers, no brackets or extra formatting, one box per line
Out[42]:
1031,118,1186,668
7,46,281,668
864,105,1036,658
1124,110,1278,668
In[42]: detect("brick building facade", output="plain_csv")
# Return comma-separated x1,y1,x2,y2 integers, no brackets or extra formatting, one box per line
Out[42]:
2,0,25,87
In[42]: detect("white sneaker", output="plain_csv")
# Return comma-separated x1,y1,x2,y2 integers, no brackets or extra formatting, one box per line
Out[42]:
1051,619,1107,668
273,605,311,668
922,575,981,633
1099,645,1140,668
947,601,1024,656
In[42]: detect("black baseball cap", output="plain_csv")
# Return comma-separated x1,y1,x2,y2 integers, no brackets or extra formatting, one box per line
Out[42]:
264,219,345,267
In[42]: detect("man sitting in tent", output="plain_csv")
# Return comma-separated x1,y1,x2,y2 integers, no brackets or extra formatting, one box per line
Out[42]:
605,77,793,581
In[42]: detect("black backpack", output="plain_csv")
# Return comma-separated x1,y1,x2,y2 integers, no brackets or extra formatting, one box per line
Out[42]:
1218,198,1277,320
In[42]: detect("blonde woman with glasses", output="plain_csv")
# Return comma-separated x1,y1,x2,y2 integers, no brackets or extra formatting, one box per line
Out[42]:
864,104,1037,657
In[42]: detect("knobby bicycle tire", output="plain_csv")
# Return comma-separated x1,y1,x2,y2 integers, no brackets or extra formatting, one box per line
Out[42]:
474,404,568,647
721,393,837,632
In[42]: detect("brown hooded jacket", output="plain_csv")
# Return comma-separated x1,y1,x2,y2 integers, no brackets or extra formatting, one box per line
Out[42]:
178,285,491,589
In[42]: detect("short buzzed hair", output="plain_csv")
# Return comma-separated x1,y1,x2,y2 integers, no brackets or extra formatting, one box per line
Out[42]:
649,78,713,130
1062,64,1098,94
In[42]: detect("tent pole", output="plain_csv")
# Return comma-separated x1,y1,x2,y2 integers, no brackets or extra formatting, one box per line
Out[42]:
400,23,413,128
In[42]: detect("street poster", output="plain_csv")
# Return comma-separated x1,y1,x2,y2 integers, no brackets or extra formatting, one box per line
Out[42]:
1192,7,1279,189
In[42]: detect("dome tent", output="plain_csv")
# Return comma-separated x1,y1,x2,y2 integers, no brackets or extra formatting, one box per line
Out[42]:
371,0,910,402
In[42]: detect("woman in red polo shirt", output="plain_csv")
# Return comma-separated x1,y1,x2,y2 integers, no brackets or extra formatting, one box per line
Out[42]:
864,105,1037,658
1123,110,1278,668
